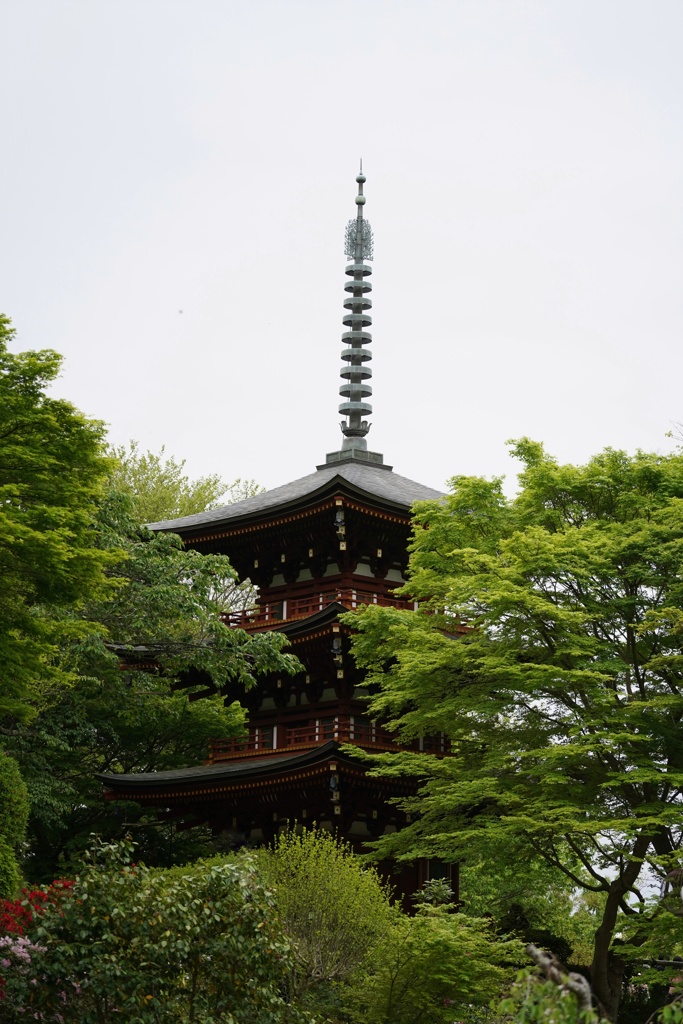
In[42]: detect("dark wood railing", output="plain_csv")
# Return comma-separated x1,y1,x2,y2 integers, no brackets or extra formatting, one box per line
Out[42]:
222,586,416,632
208,715,449,763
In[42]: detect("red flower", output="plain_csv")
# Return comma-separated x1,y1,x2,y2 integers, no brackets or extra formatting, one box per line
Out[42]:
0,879,74,936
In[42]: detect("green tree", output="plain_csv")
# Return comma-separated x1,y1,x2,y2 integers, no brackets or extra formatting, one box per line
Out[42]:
459,849,596,966
0,315,115,722
4,838,302,1024
107,441,260,612
347,902,522,1024
0,751,29,898
257,827,393,1003
347,442,683,1022
0,318,289,878
108,439,262,523
11,493,298,879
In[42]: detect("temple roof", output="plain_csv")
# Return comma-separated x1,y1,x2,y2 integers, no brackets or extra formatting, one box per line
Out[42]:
147,460,444,536
97,740,358,794
146,172,445,540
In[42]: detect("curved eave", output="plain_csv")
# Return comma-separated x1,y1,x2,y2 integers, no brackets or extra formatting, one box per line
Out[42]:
146,464,444,541
96,740,358,796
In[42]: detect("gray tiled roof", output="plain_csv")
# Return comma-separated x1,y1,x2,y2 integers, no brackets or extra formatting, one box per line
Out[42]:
95,741,353,790
147,461,444,534
96,751,302,788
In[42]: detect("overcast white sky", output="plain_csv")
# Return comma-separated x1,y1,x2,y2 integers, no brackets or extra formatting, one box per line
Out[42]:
1,0,682,496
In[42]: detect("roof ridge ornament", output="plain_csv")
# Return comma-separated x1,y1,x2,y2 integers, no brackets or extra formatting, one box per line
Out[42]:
344,167,374,262
323,167,388,471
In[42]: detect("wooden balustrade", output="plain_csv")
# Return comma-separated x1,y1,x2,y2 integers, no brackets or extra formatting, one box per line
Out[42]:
222,587,415,631
208,715,449,763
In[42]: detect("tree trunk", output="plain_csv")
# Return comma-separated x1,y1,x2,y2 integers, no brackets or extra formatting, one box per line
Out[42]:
591,933,626,1023
589,836,650,1021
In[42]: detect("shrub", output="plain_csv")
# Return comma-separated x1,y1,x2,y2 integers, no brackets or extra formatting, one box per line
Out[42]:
346,902,524,1024
0,879,73,935
499,969,603,1024
3,838,303,1024
0,754,28,849
0,847,19,904
0,753,29,900
0,933,46,1016
257,826,393,1001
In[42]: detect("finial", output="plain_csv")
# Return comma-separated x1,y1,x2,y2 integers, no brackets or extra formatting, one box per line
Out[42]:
321,167,387,470
339,169,373,449
344,169,373,259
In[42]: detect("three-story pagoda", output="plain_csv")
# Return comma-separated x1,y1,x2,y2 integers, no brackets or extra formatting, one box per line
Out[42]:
98,170,449,896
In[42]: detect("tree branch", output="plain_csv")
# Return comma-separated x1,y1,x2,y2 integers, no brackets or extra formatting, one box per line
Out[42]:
527,944,594,1015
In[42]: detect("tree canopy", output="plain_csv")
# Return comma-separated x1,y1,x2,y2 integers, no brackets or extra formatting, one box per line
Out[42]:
347,441,683,1021
0,316,296,880
2,838,300,1024
107,440,262,523
11,490,298,879
0,315,116,722
0,751,29,898
257,826,393,1002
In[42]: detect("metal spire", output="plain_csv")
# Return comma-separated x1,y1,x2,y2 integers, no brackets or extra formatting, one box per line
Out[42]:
340,169,374,447
321,167,388,470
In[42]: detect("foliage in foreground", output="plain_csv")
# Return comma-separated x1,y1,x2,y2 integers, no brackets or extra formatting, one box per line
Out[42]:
499,950,683,1024
500,969,600,1024
347,442,683,1020
258,827,523,1024
347,901,523,1024
0,753,29,899
1,839,301,1024
257,826,393,1001
6,831,680,1024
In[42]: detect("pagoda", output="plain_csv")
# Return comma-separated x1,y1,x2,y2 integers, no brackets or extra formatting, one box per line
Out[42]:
98,170,450,897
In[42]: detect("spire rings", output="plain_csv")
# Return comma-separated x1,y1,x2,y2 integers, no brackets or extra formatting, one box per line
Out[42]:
340,383,372,398
343,277,372,293
342,315,372,332
342,294,372,310
339,402,373,417
339,363,372,379
340,349,372,364
344,262,373,277
341,330,372,344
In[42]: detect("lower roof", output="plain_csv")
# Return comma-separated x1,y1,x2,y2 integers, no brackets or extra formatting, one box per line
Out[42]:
96,740,354,795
